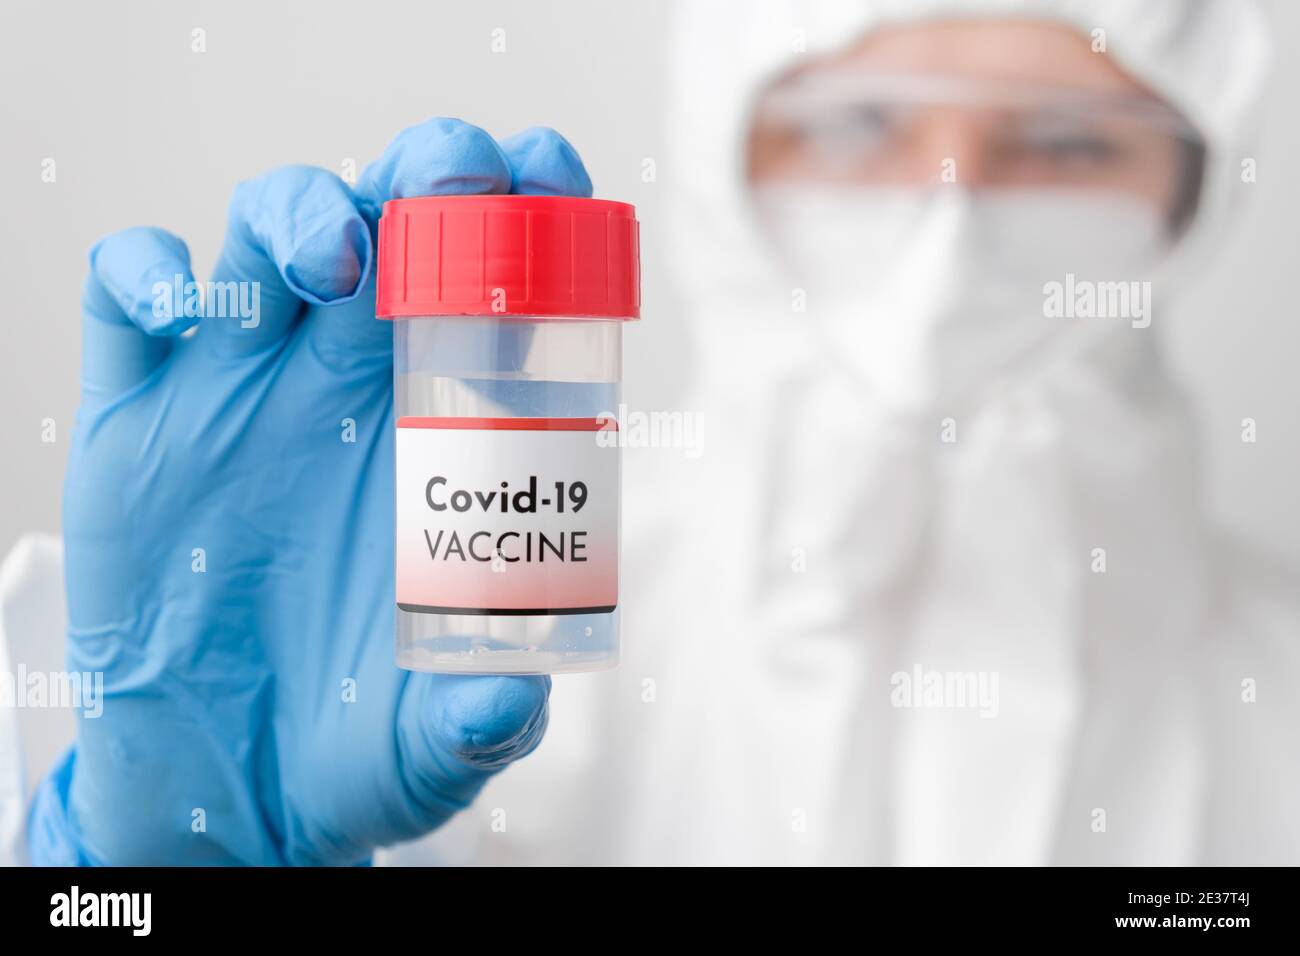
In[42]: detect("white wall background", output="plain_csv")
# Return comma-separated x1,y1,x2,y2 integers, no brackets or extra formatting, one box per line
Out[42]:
1,0,1296,568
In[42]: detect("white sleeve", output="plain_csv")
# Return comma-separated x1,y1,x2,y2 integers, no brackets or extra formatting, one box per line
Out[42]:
0,584,22,866
0,533,70,866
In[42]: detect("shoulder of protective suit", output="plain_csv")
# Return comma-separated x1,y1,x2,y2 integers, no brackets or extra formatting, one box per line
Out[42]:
1196,533,1300,864
1209,535,1300,646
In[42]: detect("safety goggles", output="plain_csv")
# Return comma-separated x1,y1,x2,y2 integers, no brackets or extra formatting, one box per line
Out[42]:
749,71,1204,213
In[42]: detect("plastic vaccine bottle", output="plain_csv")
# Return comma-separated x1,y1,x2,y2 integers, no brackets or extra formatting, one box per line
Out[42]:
376,195,640,674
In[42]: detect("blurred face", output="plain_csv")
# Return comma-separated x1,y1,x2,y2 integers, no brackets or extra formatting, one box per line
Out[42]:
748,19,1196,219
745,20,1204,413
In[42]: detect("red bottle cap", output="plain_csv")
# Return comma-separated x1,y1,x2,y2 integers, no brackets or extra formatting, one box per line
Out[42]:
375,195,640,319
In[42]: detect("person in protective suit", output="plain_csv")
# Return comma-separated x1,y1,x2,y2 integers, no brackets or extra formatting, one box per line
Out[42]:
2,0,1296,866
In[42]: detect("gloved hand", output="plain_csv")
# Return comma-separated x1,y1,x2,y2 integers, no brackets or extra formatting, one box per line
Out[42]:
27,119,594,866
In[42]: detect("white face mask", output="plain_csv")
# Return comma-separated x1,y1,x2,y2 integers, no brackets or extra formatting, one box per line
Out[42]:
753,186,1168,415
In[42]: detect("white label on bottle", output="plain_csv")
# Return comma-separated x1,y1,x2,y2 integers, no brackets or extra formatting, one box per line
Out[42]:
395,417,619,614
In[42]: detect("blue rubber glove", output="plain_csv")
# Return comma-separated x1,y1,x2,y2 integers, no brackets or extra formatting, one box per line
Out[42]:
27,119,594,866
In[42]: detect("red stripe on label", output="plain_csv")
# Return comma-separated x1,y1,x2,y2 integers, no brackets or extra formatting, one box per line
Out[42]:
396,416,617,431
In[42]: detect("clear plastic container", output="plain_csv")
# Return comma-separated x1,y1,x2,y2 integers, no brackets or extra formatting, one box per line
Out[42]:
393,315,622,673
376,194,639,675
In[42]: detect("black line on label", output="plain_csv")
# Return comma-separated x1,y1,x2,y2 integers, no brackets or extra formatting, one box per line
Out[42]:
398,603,617,617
